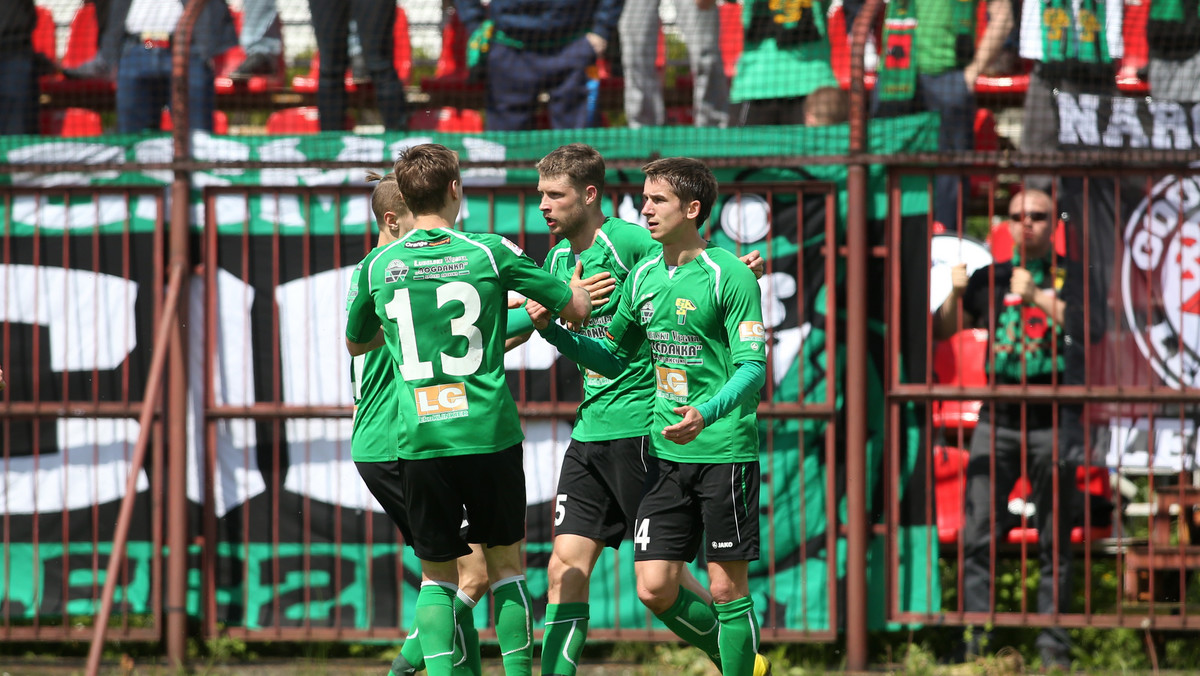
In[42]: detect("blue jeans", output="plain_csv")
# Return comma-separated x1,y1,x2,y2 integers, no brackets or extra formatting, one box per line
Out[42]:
239,0,283,57
0,50,39,135
116,39,215,133
873,69,975,228
486,37,595,131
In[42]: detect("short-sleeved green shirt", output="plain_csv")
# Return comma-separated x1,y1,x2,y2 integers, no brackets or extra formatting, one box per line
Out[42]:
603,246,767,463
346,249,402,463
345,228,575,460
544,217,660,441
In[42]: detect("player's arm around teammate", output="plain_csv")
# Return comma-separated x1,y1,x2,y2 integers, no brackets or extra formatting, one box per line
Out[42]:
531,158,768,676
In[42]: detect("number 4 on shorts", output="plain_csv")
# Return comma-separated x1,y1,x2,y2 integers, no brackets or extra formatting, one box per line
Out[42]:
635,518,651,551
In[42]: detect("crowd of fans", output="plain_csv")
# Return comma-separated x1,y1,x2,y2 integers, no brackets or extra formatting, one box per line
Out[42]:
4,0,1196,139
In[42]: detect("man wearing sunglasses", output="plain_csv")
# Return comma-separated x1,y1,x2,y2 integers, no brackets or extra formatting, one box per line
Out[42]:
934,188,1086,670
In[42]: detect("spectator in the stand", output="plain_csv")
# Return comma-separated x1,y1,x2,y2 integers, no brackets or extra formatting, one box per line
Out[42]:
729,0,838,127
0,0,38,135
620,0,729,128
934,189,1086,671
1018,0,1122,191
873,0,1012,230
111,0,237,133
456,0,623,130
803,85,849,126
1146,0,1200,100
228,0,283,80
307,0,408,131
62,0,120,80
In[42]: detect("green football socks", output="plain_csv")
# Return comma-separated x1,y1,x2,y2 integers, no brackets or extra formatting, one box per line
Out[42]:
454,589,481,676
714,596,759,676
391,627,423,675
414,582,459,676
492,576,534,676
541,602,590,676
655,586,722,665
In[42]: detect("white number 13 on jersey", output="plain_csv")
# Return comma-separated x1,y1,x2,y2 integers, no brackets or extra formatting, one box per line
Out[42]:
385,281,483,380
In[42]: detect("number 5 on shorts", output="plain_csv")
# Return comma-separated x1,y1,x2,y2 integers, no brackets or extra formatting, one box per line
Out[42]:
634,518,651,551
555,494,567,526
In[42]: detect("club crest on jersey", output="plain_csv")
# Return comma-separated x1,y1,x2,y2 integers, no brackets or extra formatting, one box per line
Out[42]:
640,300,655,324
1121,175,1200,388
675,298,697,325
384,259,410,283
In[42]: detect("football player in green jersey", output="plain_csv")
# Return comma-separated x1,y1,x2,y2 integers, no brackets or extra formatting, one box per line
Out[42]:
511,144,768,676
345,144,593,676
527,157,768,676
349,171,488,676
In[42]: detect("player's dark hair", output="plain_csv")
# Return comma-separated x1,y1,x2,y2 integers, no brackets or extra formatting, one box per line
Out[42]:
536,143,606,194
642,157,719,228
366,171,407,229
391,144,461,217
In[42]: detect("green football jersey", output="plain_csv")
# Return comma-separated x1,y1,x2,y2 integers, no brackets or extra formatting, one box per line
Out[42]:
346,249,402,463
543,217,659,441
604,245,767,463
345,228,575,460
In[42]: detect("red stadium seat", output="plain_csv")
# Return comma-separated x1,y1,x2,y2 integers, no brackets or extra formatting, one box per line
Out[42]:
1117,0,1150,93
160,109,230,135
719,1,744,80
931,328,988,434
939,448,1114,547
40,107,103,137
214,10,286,96
408,107,484,133
294,7,412,94
33,6,56,61
265,106,355,134
42,4,116,97
419,11,484,99
934,445,969,543
1005,466,1114,544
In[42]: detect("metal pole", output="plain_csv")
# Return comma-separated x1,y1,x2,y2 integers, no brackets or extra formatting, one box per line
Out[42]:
167,0,206,667
846,0,884,669
83,264,187,676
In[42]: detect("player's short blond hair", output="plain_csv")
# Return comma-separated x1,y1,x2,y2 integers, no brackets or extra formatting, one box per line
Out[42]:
366,171,408,228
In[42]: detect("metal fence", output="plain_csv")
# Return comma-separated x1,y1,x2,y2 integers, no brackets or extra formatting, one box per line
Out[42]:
4,0,1200,672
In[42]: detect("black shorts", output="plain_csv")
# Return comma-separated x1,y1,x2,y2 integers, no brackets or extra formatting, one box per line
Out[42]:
400,444,526,562
554,436,654,548
633,457,760,563
356,460,415,544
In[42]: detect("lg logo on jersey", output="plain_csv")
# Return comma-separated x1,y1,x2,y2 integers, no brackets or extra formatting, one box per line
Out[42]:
655,366,688,398
415,383,469,420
